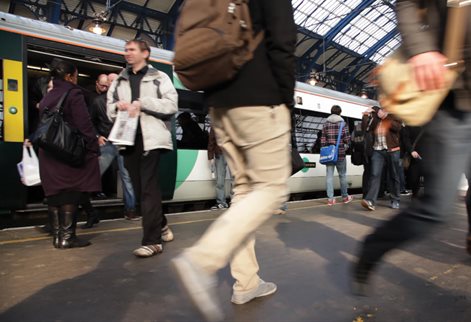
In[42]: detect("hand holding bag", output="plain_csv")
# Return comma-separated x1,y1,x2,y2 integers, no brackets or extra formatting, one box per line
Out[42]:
320,122,345,165
377,4,469,126
32,89,86,167
20,146,41,186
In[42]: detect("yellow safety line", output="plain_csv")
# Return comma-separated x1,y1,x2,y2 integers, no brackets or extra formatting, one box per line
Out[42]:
0,218,216,245
0,201,361,246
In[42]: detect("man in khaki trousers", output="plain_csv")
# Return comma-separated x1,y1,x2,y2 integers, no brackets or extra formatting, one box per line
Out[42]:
172,1,297,321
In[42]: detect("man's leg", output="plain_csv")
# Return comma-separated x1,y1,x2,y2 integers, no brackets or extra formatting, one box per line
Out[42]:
140,149,164,246
362,160,371,199
355,110,471,288
398,158,407,192
387,151,401,205
186,104,290,275
99,142,118,176
336,159,348,198
365,151,386,205
215,155,228,206
326,164,335,200
117,154,136,211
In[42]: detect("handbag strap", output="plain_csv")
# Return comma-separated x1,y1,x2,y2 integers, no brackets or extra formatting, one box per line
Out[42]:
411,128,424,151
54,88,73,114
335,122,345,149
444,3,470,63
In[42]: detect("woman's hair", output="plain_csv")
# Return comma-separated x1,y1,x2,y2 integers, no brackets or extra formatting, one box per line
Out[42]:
49,58,77,80
331,105,342,115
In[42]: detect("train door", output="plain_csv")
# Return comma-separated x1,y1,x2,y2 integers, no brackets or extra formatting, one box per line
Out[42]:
0,30,27,212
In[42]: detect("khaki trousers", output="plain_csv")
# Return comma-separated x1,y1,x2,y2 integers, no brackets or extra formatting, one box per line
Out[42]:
187,105,291,292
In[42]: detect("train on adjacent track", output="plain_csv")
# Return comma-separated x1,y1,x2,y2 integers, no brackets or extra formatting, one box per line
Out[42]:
0,12,378,213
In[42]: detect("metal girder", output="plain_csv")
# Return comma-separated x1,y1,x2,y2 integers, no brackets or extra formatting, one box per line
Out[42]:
345,28,398,84
299,0,376,64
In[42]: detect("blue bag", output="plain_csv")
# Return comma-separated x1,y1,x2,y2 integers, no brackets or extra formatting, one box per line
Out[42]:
319,122,345,165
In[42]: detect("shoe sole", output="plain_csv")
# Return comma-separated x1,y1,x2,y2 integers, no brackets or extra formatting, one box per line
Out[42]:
171,256,224,322
231,284,278,305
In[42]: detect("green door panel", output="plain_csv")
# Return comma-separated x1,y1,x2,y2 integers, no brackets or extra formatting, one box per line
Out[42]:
175,150,199,190
150,62,177,200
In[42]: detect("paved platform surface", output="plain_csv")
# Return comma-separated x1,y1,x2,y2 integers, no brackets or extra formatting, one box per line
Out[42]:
1,197,470,322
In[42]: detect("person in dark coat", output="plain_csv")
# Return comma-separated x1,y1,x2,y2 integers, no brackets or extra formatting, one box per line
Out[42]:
37,58,101,249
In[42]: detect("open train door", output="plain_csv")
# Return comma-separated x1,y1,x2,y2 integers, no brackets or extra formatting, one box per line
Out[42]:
0,30,27,212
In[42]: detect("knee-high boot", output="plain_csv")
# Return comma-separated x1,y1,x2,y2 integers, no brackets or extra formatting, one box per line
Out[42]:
59,210,91,249
49,208,60,248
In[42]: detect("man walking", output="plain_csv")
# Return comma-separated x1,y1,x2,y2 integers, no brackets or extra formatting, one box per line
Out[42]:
87,73,138,225
361,106,402,211
107,39,178,257
321,105,353,206
172,1,297,320
353,0,471,295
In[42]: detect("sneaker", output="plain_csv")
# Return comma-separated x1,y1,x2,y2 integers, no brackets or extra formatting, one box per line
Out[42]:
210,204,226,210
161,225,174,242
391,201,400,209
327,199,336,206
133,244,163,258
231,279,277,305
361,199,375,211
124,210,140,221
400,190,412,196
343,195,354,204
172,253,224,322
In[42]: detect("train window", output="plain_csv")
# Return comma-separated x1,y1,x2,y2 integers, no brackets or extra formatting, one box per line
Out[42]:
176,89,209,150
0,61,3,141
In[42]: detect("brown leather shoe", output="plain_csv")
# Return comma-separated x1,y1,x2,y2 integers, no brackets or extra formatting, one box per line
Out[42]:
124,210,140,221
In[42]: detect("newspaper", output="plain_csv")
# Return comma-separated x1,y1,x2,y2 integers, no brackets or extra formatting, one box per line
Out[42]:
108,111,139,146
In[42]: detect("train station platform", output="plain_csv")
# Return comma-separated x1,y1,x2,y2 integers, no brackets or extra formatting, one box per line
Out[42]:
1,197,470,322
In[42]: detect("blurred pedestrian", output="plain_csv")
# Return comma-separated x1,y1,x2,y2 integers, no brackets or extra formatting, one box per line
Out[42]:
208,127,230,210
172,0,296,320
353,0,471,295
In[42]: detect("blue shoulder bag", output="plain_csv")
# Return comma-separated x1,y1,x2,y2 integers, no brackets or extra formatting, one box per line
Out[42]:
319,122,345,165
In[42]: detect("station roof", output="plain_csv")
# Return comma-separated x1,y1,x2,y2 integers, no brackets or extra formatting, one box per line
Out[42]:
4,0,401,93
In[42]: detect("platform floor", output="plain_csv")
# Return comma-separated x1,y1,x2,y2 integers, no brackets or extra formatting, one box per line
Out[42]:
1,197,470,322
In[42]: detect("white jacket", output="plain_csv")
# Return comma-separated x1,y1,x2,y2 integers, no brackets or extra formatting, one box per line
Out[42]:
107,65,178,151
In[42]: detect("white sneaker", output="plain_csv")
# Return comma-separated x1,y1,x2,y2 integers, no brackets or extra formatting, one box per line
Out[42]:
231,280,277,305
161,225,174,242
172,253,224,322
133,244,163,258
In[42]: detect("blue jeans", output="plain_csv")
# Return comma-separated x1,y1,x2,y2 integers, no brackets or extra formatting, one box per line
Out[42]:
326,158,348,199
214,154,229,206
398,158,406,192
365,150,400,205
99,142,136,211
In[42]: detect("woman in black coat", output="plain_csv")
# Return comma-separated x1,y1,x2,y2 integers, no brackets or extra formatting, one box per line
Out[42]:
36,59,101,248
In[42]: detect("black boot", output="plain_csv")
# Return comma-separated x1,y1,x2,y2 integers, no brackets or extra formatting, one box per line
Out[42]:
59,210,91,249
48,208,60,248
81,209,100,229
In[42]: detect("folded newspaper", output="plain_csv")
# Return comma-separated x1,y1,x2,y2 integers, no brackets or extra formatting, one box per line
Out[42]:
108,111,139,146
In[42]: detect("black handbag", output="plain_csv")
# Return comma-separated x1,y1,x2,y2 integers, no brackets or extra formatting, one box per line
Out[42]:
32,89,86,167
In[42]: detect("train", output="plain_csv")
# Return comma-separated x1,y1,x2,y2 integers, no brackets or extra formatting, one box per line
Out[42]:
0,12,379,213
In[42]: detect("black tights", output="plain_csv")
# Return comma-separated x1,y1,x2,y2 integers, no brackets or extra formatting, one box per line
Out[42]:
48,204,77,215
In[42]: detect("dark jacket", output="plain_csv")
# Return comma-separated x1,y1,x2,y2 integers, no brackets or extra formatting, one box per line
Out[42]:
362,113,402,152
320,114,350,162
205,0,297,108
38,80,101,197
396,0,470,111
207,127,223,160
90,93,113,137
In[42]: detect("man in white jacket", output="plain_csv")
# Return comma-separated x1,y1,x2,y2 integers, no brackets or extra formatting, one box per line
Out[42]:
107,39,178,257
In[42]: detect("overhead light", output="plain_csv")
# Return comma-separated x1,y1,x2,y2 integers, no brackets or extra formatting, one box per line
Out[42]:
308,78,317,86
360,91,368,99
88,19,107,35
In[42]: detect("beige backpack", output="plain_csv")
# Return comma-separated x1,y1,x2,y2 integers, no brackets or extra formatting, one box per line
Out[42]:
173,0,264,91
